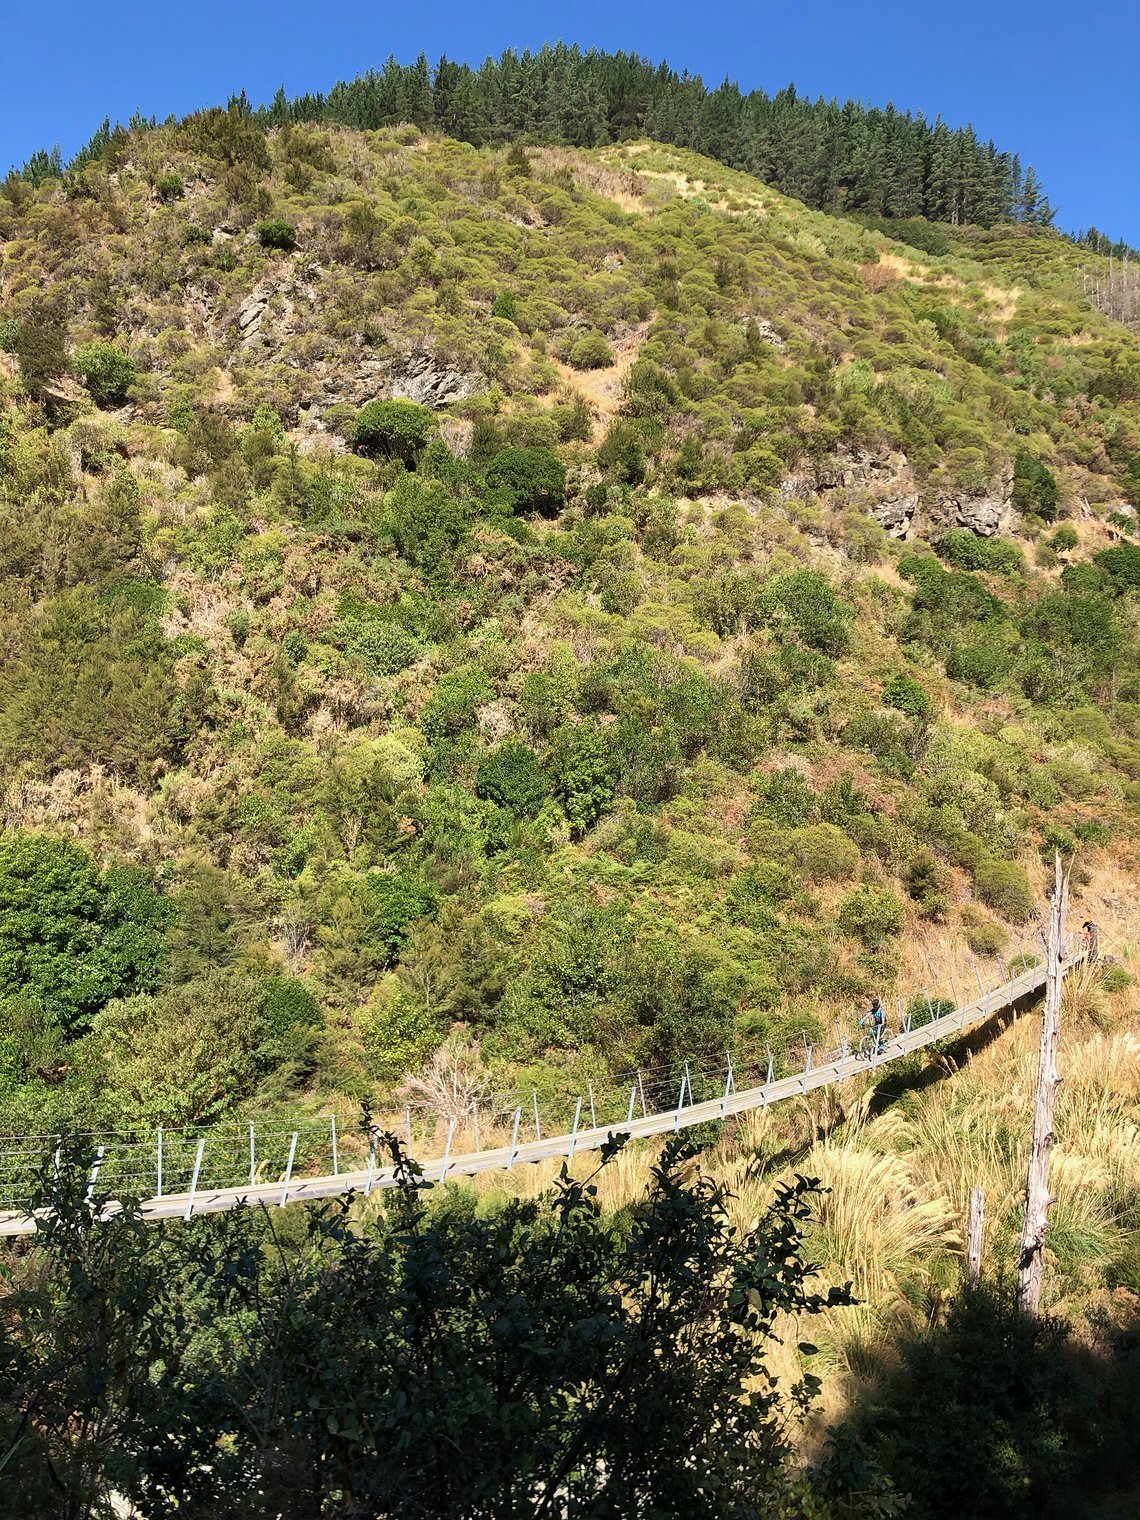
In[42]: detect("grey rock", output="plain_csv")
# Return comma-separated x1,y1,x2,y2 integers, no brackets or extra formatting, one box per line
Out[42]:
939,461,1017,537
871,493,919,537
390,351,480,408
236,293,268,333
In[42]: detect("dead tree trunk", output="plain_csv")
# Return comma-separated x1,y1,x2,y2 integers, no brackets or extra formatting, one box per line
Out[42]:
967,1187,985,1288
1016,852,1068,1316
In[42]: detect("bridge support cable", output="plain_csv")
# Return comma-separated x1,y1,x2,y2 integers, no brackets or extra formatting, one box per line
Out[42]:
0,943,1084,1236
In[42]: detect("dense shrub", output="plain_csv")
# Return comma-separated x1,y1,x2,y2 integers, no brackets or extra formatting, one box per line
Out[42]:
974,857,1034,921
486,446,566,514
0,834,169,1037
752,767,817,827
74,342,136,406
476,740,549,817
934,529,1025,576
1094,543,1140,593
759,570,852,655
883,672,931,718
836,887,906,949
383,474,469,567
569,330,614,369
257,218,298,251
422,666,494,741
353,400,436,462
1011,451,1059,522
789,824,860,883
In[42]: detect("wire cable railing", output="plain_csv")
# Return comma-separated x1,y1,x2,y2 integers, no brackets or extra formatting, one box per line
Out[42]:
0,929,1096,1234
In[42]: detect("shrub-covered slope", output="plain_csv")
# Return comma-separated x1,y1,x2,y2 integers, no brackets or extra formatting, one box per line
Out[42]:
1,117,1139,1135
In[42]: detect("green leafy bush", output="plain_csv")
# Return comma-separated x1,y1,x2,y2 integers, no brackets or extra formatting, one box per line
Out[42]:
837,887,905,948
934,529,1025,576
964,918,1007,956
0,834,169,1036
476,740,549,817
486,446,567,514
1094,544,1140,593
884,672,931,718
789,823,860,883
74,342,136,406
973,857,1034,921
257,218,298,251
154,173,184,203
1011,451,1059,522
569,330,614,369
89,971,269,1124
1049,524,1078,552
422,666,494,741
353,400,436,462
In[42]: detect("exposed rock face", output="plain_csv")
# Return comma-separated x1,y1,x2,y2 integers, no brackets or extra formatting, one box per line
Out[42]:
390,351,480,408
871,493,920,537
938,462,1017,537
806,449,1017,541
236,292,268,334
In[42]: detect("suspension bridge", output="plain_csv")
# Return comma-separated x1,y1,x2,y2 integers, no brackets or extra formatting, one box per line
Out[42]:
0,937,1084,1236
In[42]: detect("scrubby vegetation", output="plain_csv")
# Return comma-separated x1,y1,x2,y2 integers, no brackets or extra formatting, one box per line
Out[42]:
1,110,1139,1140
1,84,1140,1515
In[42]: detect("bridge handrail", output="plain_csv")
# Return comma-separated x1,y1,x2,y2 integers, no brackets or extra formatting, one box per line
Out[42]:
0,940,1084,1236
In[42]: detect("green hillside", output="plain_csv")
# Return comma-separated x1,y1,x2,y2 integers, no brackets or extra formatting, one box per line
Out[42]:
1,112,1139,1141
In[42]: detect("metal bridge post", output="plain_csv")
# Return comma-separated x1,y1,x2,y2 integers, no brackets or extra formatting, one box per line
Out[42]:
802,1039,812,1093
763,1050,774,1106
683,1060,693,1107
331,1114,339,1178
943,961,960,1010
974,962,986,1005
439,1118,456,1184
280,1132,298,1208
569,1097,582,1158
627,1085,637,1126
185,1138,205,1221
249,1122,256,1189
720,1068,732,1120
156,1127,163,1199
638,1071,647,1118
726,1050,735,1095
925,989,936,1024
365,1132,377,1195
508,1106,521,1169
532,1089,542,1142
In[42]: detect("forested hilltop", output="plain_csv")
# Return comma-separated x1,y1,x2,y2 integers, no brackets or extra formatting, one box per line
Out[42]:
1,105,1140,1147
24,45,1061,230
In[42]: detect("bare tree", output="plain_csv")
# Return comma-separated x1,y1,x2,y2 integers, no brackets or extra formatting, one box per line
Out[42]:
399,1040,498,1125
1016,852,1069,1316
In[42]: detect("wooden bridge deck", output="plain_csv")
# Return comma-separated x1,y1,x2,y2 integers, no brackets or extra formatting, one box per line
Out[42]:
0,953,1060,1236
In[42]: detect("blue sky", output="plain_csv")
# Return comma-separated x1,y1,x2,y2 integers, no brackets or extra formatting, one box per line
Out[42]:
3,0,1136,243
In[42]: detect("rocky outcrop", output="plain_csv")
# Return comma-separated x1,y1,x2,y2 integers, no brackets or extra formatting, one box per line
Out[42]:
390,350,481,408
935,461,1017,537
236,291,268,334
804,449,1018,541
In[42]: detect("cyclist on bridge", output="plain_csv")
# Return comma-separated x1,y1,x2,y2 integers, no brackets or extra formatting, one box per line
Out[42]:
859,995,888,1055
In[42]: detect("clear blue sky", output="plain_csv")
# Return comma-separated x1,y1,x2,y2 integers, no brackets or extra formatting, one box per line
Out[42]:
3,0,1136,244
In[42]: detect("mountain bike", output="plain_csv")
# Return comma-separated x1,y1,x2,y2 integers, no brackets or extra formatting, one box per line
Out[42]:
858,1023,893,1061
